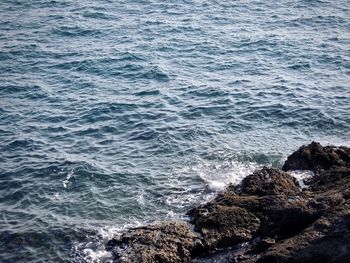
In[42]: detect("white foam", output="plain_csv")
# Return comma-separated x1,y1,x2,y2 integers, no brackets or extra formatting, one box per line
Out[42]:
73,221,144,263
289,170,314,189
80,249,112,263
98,221,143,239
63,169,74,189
207,180,226,191
136,190,146,206
162,159,260,214
192,160,259,191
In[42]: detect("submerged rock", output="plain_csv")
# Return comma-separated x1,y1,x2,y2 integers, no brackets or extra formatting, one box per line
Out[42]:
106,142,350,263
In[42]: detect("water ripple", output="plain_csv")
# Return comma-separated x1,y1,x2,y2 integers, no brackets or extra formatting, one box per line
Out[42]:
0,0,350,262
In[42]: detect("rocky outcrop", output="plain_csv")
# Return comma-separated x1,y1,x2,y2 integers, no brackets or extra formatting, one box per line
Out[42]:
255,210,350,263
190,203,260,251
283,141,350,174
231,142,350,263
189,167,318,248
106,221,200,263
240,168,301,196
106,142,350,263
190,167,321,262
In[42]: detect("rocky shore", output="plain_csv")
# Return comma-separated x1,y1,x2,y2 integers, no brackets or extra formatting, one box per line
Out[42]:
106,142,350,262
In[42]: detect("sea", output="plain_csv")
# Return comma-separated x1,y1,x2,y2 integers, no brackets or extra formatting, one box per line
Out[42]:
0,0,349,262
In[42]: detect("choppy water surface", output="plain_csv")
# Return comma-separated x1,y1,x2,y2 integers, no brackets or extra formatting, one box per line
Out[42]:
1,0,350,262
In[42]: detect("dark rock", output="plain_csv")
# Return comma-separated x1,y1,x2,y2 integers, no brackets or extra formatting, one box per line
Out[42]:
256,210,350,263
191,168,318,242
253,143,350,263
250,237,275,253
105,238,120,251
283,141,350,174
108,221,198,263
307,167,350,192
191,204,260,250
239,167,300,196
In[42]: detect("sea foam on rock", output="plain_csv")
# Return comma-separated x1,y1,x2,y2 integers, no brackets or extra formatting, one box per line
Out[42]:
106,142,350,262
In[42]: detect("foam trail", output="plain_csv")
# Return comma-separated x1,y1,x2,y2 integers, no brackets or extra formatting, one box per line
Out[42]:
63,169,74,189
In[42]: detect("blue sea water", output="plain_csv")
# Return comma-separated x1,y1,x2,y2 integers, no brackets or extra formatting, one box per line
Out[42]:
0,0,349,262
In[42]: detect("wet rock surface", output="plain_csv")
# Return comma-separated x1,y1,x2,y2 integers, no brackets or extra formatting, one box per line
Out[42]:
106,142,350,263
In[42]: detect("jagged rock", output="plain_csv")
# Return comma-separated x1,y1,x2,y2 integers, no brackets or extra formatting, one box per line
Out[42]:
283,141,350,174
106,221,199,263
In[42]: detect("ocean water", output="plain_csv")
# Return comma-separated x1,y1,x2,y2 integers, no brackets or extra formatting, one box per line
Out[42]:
0,0,349,262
